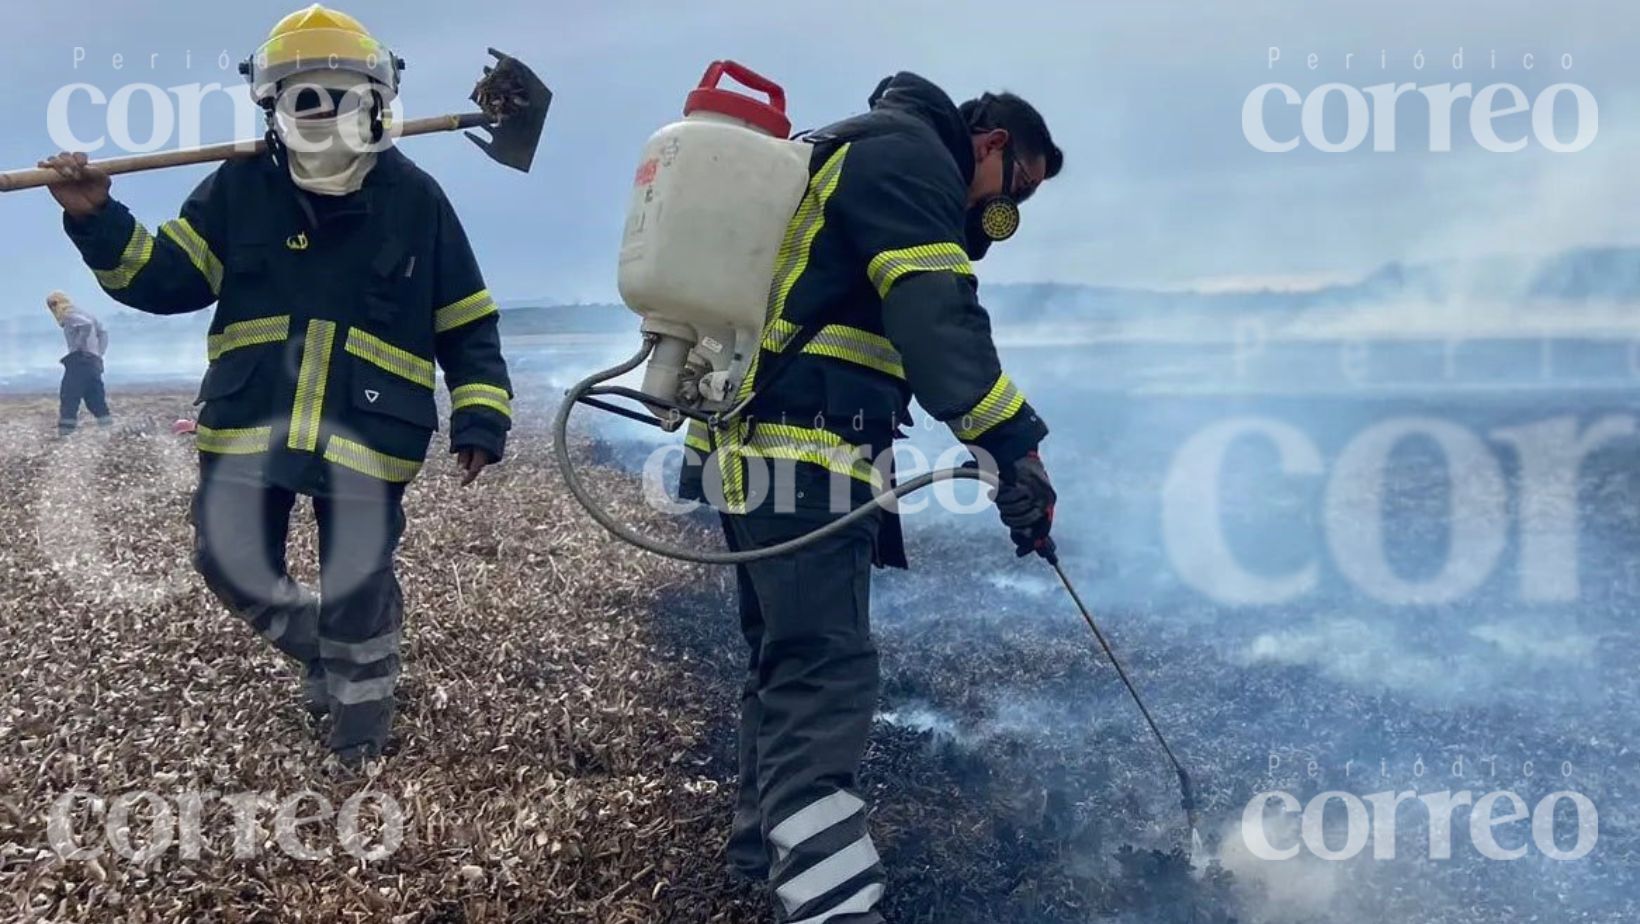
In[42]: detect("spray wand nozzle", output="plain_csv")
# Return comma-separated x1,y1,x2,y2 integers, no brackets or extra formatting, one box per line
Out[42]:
1046,557,1204,855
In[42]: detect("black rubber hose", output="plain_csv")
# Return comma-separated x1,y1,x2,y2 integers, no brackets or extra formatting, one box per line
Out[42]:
551,337,997,564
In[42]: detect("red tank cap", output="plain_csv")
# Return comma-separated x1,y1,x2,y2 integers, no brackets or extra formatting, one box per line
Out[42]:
683,60,792,138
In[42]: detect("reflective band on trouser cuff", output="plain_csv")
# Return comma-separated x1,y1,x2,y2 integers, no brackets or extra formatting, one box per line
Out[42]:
776,835,881,915
866,242,973,299
787,883,886,924
207,315,291,360
196,425,272,455
953,374,1027,441
93,223,156,290
159,218,224,294
323,436,423,483
320,632,400,665
684,420,712,454
770,792,865,863
288,320,337,452
742,424,884,491
434,289,499,333
720,145,851,509
450,382,512,418
345,328,435,388
326,673,397,706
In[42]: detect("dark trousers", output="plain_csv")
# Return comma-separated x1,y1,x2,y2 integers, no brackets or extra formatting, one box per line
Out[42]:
58,354,110,434
722,510,887,924
191,464,406,752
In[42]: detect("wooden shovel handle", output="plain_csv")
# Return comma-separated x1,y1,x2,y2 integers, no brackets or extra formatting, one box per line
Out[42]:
0,113,493,193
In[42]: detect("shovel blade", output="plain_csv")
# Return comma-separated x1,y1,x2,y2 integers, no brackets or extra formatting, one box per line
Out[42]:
468,48,552,173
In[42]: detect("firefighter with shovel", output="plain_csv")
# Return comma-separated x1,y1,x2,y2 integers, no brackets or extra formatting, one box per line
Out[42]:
32,4,549,766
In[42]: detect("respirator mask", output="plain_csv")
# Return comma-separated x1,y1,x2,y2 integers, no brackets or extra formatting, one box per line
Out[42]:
273,72,385,196
965,139,1029,261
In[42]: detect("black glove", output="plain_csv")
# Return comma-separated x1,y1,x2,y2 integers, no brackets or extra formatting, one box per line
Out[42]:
994,451,1057,562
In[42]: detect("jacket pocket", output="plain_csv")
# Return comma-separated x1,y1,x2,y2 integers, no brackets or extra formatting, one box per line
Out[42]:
194,345,268,429
362,241,418,326
343,355,439,465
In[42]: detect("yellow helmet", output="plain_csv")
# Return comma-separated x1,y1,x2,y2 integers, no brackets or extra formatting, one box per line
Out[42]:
242,4,402,105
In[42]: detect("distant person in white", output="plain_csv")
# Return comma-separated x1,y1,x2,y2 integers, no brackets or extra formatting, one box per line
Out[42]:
45,290,111,435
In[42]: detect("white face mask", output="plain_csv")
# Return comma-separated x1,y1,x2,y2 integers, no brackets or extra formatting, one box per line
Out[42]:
273,75,385,196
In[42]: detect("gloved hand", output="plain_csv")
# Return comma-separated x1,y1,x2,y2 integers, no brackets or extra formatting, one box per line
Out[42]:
994,450,1057,562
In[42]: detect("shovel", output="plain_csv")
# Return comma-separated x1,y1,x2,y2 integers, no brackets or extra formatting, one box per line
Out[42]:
0,48,551,192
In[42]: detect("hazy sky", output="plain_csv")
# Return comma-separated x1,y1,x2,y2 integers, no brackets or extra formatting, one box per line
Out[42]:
0,0,1634,323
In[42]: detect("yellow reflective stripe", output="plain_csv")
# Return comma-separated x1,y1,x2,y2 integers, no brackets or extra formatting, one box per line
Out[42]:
195,425,272,456
720,145,851,510
685,419,712,454
159,218,224,294
207,315,291,361
434,289,499,333
741,424,884,491
866,242,973,299
345,329,435,389
800,325,905,379
760,318,802,353
450,382,512,418
323,435,422,483
287,320,337,453
759,322,904,378
93,223,156,290
953,374,1028,441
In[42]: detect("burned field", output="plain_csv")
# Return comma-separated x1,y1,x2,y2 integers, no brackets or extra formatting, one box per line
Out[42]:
2,387,1637,923
0,392,1229,923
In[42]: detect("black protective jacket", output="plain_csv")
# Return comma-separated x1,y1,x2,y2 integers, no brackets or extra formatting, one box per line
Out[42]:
684,72,1048,566
64,147,512,496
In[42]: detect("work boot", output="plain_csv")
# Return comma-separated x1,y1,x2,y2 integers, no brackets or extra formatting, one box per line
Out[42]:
725,818,770,883
328,698,395,764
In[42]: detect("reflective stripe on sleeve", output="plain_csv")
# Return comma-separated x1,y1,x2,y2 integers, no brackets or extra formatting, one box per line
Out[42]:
952,373,1027,441
93,223,156,291
434,289,499,333
159,218,224,294
866,242,973,299
345,328,436,388
450,382,511,418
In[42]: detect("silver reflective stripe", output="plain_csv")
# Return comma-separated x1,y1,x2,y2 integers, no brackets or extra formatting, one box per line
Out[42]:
770,791,865,862
786,883,886,924
320,633,400,665
326,673,398,706
777,835,881,914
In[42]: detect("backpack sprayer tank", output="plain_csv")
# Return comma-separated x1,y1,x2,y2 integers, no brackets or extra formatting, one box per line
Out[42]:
616,61,812,429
